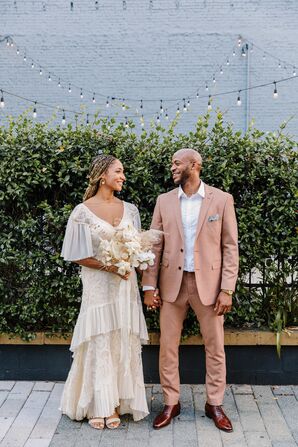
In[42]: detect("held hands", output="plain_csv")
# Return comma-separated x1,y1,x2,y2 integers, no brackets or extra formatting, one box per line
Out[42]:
214,291,232,316
144,289,162,311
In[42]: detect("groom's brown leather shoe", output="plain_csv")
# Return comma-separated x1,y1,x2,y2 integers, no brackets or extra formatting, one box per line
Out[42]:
153,402,181,429
205,402,233,432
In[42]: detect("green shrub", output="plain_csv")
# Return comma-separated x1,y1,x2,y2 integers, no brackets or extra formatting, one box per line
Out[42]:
0,111,297,341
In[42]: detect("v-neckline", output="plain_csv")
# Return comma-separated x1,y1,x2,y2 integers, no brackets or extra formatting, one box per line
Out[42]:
81,201,125,228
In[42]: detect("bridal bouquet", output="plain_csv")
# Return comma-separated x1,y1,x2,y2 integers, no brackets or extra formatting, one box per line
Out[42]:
96,223,162,275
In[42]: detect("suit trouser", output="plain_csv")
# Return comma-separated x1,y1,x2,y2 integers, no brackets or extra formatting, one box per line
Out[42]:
159,271,226,406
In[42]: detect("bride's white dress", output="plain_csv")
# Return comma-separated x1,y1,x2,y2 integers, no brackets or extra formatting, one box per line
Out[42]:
59,201,149,421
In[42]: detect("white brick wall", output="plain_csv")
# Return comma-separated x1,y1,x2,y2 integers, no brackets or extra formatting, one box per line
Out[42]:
1,0,298,136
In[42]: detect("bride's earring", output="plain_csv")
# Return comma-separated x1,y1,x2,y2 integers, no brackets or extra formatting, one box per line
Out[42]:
100,178,106,186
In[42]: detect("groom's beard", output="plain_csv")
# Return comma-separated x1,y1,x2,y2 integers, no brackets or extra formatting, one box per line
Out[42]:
173,169,191,186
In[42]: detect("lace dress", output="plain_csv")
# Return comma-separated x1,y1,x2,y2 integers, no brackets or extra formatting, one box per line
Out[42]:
59,201,149,421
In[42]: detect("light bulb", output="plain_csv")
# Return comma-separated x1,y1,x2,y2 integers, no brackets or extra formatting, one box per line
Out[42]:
92,93,96,103
187,99,190,108
125,117,129,128
48,73,52,81
68,84,71,93
183,99,187,112
165,112,169,120
58,79,61,87
238,37,241,47
6,39,9,47
62,111,66,125
24,55,27,62
122,102,126,111
278,61,281,69
160,100,164,113
237,91,241,106
31,62,34,69
33,103,37,118
293,67,296,76
207,96,212,111
140,115,144,127
10,42,14,47
233,49,236,57
205,83,209,91
39,68,43,75
86,114,90,125
241,47,246,57
16,48,20,55
226,58,230,66
0,91,4,109
196,92,199,99
140,100,143,109
220,67,223,74
176,106,180,115
213,74,216,83
263,53,266,60
273,82,278,98
80,89,83,99
156,116,160,124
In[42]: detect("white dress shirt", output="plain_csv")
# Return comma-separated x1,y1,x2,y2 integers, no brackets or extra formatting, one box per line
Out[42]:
143,181,205,290
179,181,205,272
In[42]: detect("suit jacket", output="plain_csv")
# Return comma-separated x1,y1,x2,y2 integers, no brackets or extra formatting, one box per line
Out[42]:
142,183,239,305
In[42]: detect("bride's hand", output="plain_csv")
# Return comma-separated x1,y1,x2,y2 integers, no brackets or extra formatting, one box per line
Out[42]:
107,265,130,280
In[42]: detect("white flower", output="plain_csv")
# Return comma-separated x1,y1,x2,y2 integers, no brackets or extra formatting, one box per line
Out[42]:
115,260,132,275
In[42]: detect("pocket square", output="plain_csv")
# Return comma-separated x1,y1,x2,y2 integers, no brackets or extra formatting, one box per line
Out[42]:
208,214,220,222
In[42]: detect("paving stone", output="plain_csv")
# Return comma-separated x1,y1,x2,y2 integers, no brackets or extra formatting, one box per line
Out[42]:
253,385,277,403
220,385,246,447
271,386,294,396
276,395,298,432
55,414,82,432
232,385,253,395
271,442,297,447
1,390,50,447
0,382,15,391
33,382,55,392
244,431,271,447
233,394,266,433
49,432,78,447
10,382,35,395
292,386,298,400
0,391,9,407
152,384,163,394
24,439,52,447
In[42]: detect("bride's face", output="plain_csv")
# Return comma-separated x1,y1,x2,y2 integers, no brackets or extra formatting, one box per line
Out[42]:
103,159,126,192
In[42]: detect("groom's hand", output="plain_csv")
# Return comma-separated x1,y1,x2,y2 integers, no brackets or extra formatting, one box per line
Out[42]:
214,291,232,316
144,289,161,310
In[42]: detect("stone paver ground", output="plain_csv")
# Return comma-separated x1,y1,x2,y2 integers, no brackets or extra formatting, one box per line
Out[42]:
0,382,297,447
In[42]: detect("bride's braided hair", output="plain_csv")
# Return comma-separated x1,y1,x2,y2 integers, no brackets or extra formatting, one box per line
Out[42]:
83,153,117,201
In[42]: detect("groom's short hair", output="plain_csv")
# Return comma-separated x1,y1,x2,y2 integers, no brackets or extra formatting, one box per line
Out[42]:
175,148,202,166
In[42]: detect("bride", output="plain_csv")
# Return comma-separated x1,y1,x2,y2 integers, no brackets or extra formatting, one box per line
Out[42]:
59,153,151,429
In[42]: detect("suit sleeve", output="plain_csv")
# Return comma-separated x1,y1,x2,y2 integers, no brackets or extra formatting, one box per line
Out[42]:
141,196,164,289
220,194,239,291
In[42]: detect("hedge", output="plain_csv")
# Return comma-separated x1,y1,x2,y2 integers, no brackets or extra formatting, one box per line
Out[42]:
0,111,297,341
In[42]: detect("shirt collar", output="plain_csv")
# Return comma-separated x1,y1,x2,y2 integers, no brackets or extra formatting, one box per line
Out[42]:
178,180,205,199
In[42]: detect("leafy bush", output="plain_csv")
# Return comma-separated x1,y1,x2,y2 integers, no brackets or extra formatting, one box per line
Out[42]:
0,111,297,340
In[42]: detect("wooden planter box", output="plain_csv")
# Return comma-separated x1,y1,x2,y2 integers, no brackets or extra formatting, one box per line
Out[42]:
0,329,297,384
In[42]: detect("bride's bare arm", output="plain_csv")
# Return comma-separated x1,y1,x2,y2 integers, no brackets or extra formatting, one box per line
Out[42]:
73,258,129,280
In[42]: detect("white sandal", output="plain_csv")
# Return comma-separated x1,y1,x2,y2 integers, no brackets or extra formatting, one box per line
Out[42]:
88,417,105,430
106,415,121,429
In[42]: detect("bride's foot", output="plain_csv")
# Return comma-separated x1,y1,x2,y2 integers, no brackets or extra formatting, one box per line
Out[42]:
88,417,105,430
106,411,121,429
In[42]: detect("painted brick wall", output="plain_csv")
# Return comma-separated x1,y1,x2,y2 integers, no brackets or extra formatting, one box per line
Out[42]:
1,0,298,136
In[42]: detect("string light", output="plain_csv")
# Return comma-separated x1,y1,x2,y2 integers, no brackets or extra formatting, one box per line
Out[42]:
220,66,223,74
140,114,144,127
160,99,164,113
205,83,209,91
48,73,52,82
125,116,129,127
58,78,61,88
92,93,96,103
165,111,169,120
263,53,266,60
232,49,236,57
226,58,230,66
156,115,160,124
31,62,34,69
213,74,216,83
0,90,4,108
23,54,26,62
106,97,110,107
68,84,72,93
122,100,126,111
273,81,278,98
6,39,10,47
33,102,37,118
176,105,180,115
207,95,212,111
237,90,242,106
39,68,43,75
183,98,187,112
80,88,83,99
140,99,143,110
238,37,242,47
86,114,90,125
241,47,246,57
293,67,296,76
62,110,66,125
278,61,282,69
196,91,199,99
16,48,19,55
187,99,190,108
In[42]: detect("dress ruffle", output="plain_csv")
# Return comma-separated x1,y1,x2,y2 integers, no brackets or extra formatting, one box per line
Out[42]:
59,331,149,421
70,301,149,352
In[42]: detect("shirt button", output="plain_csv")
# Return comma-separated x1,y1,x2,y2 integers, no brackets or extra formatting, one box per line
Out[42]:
178,266,182,270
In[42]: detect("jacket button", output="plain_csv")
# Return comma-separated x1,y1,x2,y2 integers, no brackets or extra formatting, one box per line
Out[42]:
178,266,182,270
180,248,183,252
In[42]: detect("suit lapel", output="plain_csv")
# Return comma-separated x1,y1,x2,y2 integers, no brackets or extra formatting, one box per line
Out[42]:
173,189,184,242
195,184,213,239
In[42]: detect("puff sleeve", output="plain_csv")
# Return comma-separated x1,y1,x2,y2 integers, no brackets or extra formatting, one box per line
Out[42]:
61,205,95,261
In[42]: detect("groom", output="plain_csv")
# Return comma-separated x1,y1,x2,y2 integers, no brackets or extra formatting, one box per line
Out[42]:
142,148,239,432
